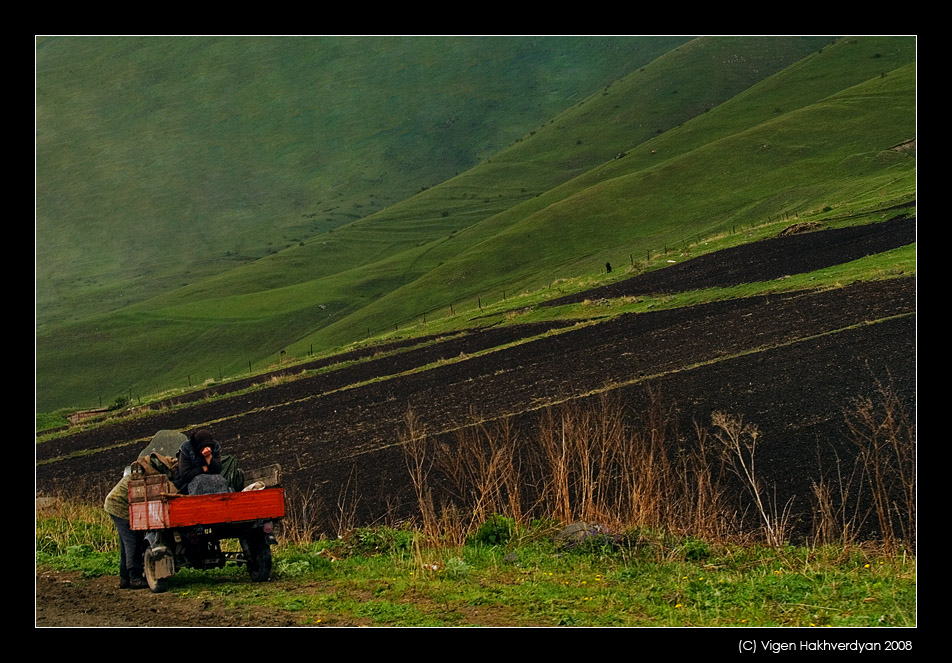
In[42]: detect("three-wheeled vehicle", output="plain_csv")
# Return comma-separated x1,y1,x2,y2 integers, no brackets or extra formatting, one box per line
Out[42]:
127,437,285,593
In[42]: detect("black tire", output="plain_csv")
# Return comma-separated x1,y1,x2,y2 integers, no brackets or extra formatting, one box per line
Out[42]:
144,547,169,593
247,537,272,582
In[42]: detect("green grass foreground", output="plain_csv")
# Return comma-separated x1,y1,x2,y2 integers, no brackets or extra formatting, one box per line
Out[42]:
36,504,915,627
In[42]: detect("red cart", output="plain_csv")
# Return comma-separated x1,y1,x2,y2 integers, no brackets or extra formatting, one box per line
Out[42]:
128,466,285,593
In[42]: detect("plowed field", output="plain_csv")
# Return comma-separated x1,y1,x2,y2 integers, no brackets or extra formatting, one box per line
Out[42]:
37,277,915,539
35,218,916,626
37,220,916,525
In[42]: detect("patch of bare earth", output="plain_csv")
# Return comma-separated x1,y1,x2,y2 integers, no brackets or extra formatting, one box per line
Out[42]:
36,571,305,627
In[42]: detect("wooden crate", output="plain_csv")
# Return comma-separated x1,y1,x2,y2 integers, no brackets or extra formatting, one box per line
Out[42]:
128,474,169,503
244,463,281,488
128,475,173,530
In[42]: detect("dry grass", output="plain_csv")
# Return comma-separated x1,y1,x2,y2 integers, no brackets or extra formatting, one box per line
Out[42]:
711,411,795,547
36,497,117,555
809,446,867,549
402,409,439,541
808,378,915,553
400,387,744,544
281,481,327,544
845,378,916,552
395,381,915,550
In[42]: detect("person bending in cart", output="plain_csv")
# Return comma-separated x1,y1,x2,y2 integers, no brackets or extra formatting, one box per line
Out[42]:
174,428,230,495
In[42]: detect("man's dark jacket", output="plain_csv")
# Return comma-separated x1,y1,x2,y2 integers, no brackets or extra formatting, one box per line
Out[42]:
174,437,222,492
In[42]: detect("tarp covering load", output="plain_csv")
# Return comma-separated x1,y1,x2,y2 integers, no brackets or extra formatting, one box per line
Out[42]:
138,429,187,459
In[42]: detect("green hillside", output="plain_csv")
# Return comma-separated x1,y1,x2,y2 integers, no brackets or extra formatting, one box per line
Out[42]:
35,36,915,412
36,35,688,332
139,36,833,308
301,37,916,349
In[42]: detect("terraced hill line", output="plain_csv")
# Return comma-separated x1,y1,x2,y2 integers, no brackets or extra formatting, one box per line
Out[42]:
126,319,578,413
544,215,915,306
36,320,578,463
37,277,914,507
36,276,907,464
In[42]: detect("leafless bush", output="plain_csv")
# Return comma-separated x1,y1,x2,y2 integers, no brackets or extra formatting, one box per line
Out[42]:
334,464,361,537
711,411,794,548
622,388,677,528
397,384,913,549
534,404,581,524
401,409,438,540
808,378,915,552
399,387,741,541
432,502,469,548
282,481,326,544
810,448,866,548
683,422,735,541
439,420,507,523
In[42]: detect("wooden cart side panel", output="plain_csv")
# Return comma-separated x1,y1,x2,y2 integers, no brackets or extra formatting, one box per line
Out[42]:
130,500,170,530
166,488,285,528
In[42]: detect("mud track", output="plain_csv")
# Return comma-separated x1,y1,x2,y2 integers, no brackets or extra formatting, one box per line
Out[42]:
36,571,307,627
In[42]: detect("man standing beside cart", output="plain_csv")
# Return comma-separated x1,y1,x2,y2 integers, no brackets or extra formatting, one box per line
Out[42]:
104,429,188,589
104,468,148,589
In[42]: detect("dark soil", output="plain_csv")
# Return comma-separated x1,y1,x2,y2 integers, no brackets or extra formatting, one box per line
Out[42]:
35,570,308,627
35,319,576,464
78,321,578,418
543,216,915,306
37,278,915,532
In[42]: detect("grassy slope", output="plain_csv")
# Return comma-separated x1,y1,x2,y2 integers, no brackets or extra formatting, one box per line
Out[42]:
296,39,916,350
137,37,831,307
36,37,915,412
37,36,686,330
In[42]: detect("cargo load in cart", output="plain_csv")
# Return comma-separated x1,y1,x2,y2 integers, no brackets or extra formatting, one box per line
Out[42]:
128,440,284,593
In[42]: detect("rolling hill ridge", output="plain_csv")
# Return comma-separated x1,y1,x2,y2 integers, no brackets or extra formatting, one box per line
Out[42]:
35,36,915,412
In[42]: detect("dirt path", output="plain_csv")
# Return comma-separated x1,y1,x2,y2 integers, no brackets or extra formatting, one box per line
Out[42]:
36,570,307,627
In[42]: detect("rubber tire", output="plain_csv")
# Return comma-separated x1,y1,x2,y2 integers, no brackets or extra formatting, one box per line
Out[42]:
247,538,272,582
144,547,169,593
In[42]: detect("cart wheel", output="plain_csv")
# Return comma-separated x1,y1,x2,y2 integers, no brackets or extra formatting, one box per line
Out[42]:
247,537,272,582
144,547,169,593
